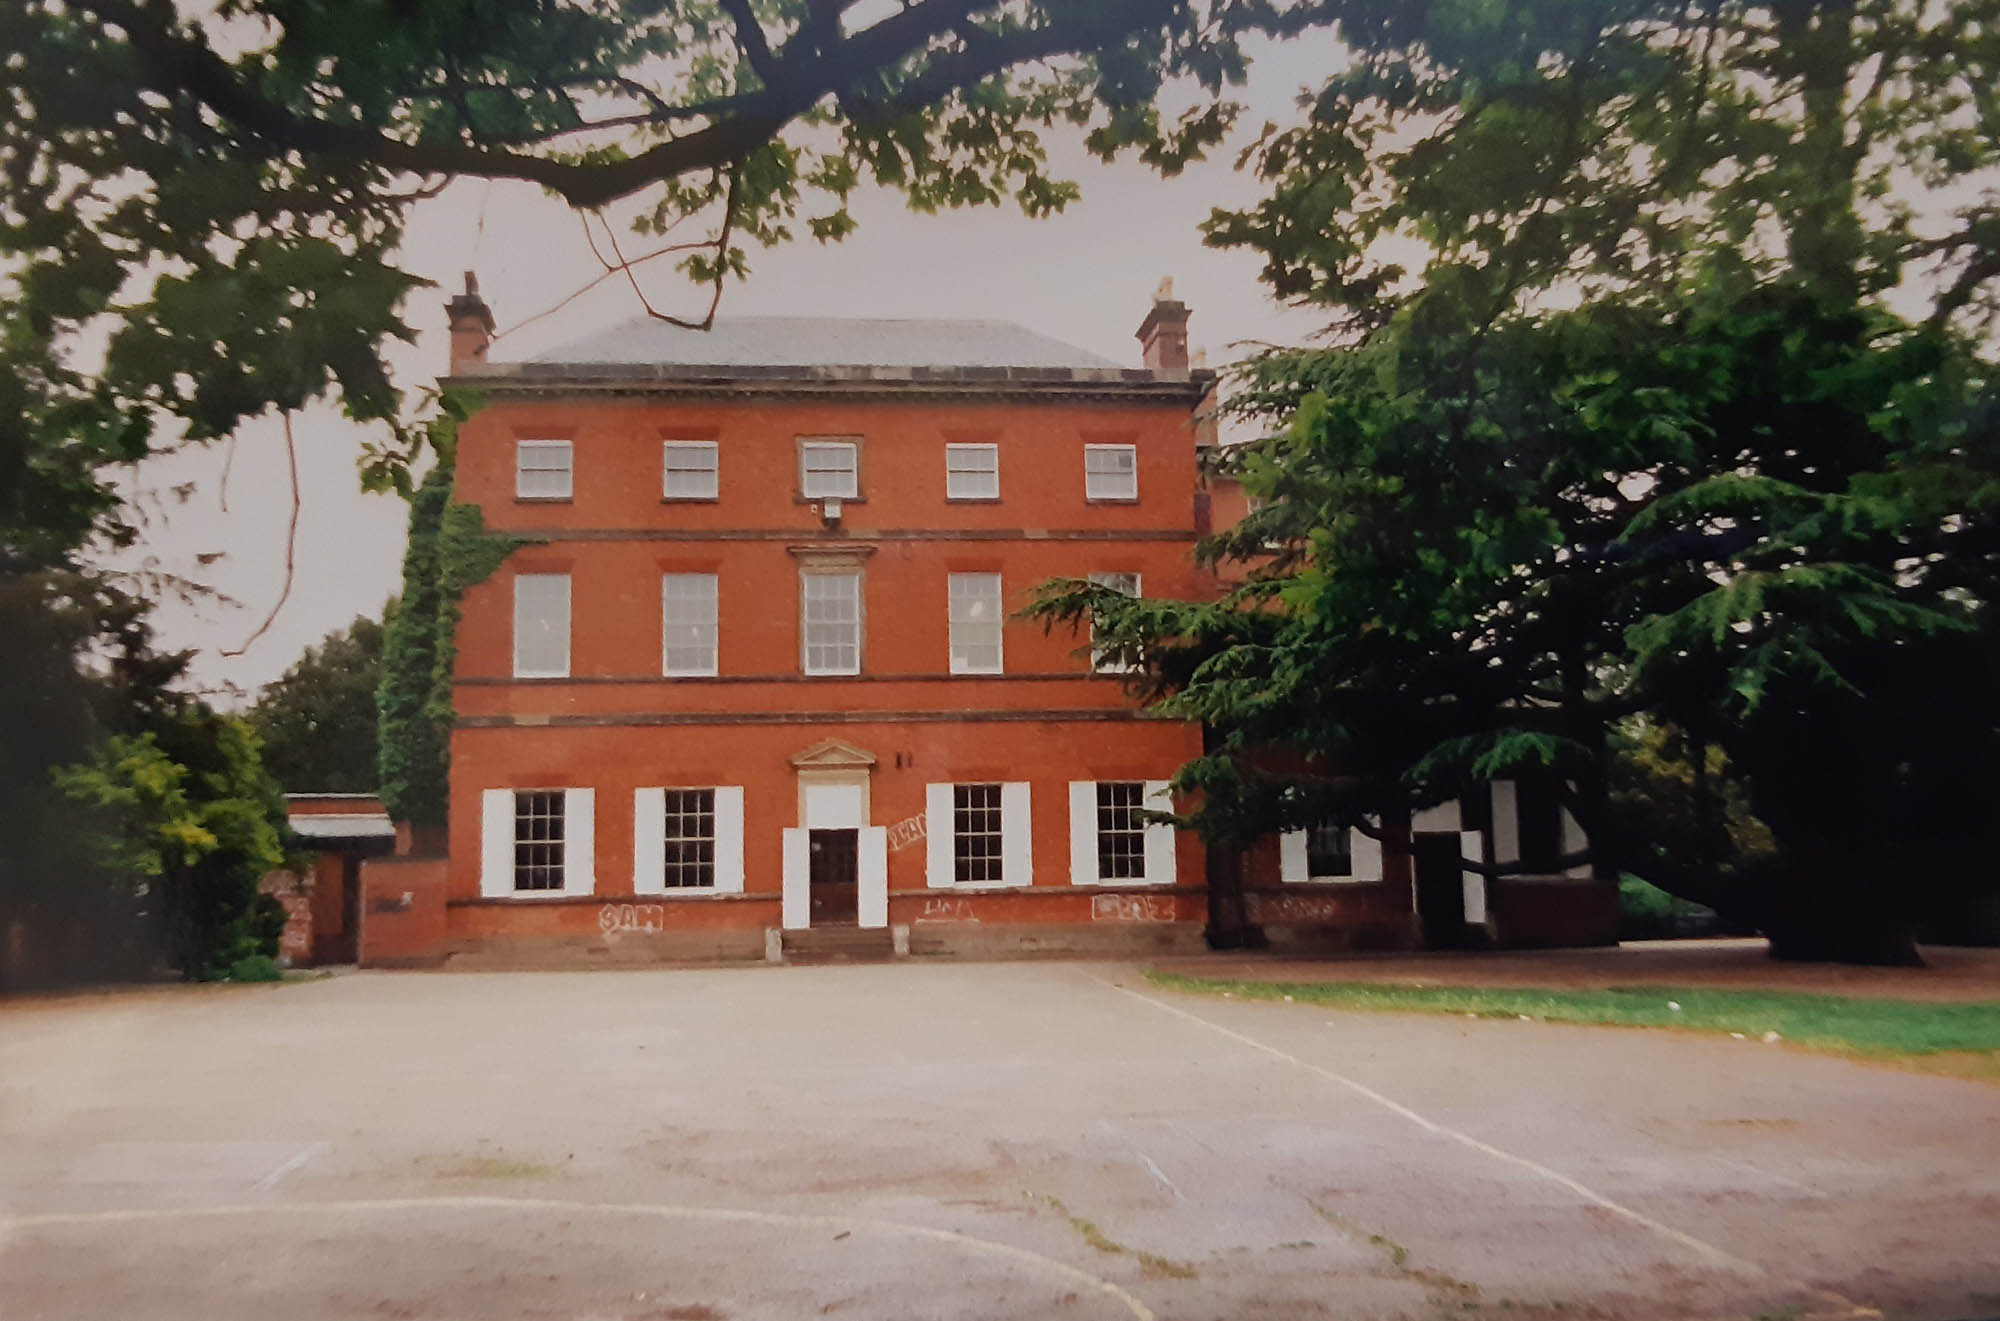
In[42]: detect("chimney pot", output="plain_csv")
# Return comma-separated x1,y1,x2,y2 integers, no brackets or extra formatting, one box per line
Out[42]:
446,271,496,375
1136,280,1191,375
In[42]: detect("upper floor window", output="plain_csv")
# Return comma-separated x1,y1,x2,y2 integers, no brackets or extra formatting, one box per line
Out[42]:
802,570,862,675
800,439,860,499
515,440,573,500
945,443,1000,500
663,441,719,500
947,572,1003,674
1086,571,1140,674
662,573,719,677
1084,444,1137,501
513,573,571,678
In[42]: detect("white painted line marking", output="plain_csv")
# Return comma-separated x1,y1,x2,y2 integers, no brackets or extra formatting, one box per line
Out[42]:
1102,977,1884,1320
252,1143,327,1192
1094,1121,1182,1201
0,1196,1156,1321
1136,1153,1183,1201
1092,976,1755,1272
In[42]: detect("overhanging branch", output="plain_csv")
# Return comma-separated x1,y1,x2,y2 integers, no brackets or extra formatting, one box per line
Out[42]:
76,0,1178,211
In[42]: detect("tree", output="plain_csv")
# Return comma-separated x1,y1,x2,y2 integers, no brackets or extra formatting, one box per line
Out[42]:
247,612,389,795
1,291,294,985
55,713,292,980
1033,0,2000,963
2,0,1309,486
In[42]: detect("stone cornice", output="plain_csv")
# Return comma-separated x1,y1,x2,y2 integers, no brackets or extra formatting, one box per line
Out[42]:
442,364,1213,407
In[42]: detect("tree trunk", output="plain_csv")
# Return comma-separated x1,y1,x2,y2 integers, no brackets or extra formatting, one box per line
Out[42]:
1204,839,1263,950
1761,857,1922,966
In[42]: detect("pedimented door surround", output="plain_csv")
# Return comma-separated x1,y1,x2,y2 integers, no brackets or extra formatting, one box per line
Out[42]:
782,739,888,930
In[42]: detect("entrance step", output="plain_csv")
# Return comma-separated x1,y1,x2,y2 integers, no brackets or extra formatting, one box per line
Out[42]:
781,926,898,965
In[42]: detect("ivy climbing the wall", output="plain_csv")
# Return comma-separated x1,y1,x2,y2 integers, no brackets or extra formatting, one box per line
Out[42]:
376,403,537,828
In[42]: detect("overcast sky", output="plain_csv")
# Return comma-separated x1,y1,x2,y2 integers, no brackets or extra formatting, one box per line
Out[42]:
108,33,1336,703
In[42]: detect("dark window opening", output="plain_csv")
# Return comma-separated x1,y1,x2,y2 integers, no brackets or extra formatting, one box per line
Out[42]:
1096,781,1146,880
1306,822,1353,877
953,783,1004,884
513,790,566,891
663,788,717,888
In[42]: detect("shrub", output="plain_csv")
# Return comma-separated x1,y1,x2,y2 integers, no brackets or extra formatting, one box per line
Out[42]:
1619,874,1716,940
225,953,283,983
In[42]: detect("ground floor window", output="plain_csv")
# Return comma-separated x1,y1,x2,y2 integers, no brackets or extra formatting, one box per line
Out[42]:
661,788,716,888
632,785,745,896
953,784,1004,884
1068,780,1175,886
1280,814,1383,884
513,790,566,891
481,788,595,898
1307,822,1353,878
1095,781,1147,880
925,781,1032,888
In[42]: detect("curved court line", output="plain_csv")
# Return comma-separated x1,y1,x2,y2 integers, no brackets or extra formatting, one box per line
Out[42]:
1094,977,1884,1321
0,1195,1155,1321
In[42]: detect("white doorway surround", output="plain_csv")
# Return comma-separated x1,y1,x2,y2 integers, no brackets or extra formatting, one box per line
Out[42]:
780,740,888,931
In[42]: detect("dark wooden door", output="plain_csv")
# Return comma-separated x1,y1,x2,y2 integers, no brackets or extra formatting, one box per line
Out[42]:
1412,833,1470,949
337,853,362,963
809,829,859,925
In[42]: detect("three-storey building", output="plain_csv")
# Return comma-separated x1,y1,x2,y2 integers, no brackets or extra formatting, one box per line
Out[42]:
430,285,1222,962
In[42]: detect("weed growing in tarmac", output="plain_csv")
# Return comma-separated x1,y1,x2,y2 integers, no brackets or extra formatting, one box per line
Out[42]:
1028,1193,1197,1279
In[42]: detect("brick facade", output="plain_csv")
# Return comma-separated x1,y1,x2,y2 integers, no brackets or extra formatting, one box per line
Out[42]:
354,287,1606,967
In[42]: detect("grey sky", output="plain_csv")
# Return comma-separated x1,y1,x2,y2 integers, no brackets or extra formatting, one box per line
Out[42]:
113,33,1336,703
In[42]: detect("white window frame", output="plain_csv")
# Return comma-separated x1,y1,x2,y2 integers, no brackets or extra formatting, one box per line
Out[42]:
801,570,862,676
661,572,719,677
514,440,573,501
479,787,595,898
925,781,1033,889
799,439,860,499
662,440,719,501
1067,780,1175,886
1083,443,1138,501
1086,571,1140,674
512,573,571,679
947,571,1004,675
1279,820,1384,883
945,443,1000,501
631,785,745,895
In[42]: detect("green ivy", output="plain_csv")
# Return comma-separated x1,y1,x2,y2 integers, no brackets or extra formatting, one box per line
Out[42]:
376,410,536,826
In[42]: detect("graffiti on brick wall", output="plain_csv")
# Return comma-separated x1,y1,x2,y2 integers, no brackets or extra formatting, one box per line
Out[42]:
1247,893,1350,924
886,814,928,853
915,896,977,923
598,904,666,938
1090,893,1176,923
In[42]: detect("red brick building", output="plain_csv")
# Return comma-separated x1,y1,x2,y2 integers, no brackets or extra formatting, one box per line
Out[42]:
357,282,1613,967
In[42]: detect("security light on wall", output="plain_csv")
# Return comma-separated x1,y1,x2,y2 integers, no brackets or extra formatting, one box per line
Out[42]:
816,497,843,525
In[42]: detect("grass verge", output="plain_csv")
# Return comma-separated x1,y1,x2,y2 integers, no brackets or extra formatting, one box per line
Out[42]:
1147,974,2000,1083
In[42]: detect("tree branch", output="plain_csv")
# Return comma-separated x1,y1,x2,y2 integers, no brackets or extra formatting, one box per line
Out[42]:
718,0,783,85
75,0,1151,211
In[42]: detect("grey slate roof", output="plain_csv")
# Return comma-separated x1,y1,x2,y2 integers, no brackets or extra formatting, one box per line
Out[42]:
522,315,1122,371
288,812,395,841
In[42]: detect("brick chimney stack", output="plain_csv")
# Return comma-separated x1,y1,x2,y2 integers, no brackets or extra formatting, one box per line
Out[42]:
446,271,495,374
1135,277,1191,374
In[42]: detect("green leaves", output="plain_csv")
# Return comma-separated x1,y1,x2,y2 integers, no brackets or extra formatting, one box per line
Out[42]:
2,0,1311,471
